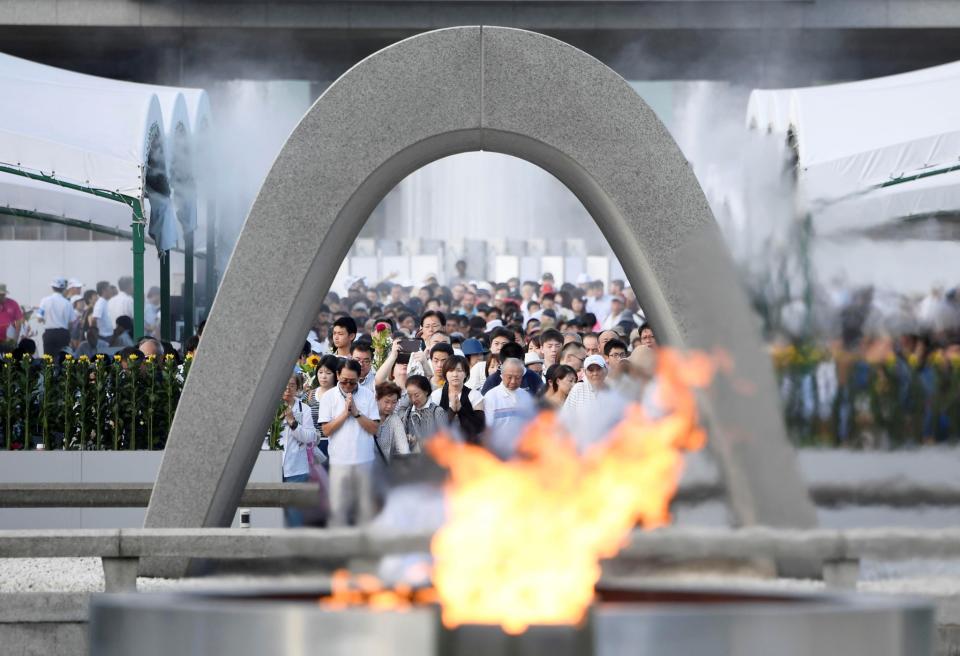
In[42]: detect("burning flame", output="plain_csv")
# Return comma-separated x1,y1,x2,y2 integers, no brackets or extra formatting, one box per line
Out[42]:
320,569,438,611
427,349,713,634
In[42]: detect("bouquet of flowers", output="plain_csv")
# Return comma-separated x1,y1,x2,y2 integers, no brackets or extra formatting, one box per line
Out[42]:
372,322,391,370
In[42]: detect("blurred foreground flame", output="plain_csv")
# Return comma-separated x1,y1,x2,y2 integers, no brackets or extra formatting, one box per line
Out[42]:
427,348,714,634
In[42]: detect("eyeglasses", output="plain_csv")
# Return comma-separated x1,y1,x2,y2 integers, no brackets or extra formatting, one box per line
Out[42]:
609,352,627,360
340,379,359,387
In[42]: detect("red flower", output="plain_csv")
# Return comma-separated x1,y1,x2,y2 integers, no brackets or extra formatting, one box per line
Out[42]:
375,322,389,333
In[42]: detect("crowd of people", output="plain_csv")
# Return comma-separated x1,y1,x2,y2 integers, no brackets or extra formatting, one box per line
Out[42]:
276,265,662,527
0,276,172,361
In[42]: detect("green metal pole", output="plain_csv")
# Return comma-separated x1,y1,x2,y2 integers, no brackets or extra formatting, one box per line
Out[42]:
160,252,171,342
204,198,217,319
132,201,145,339
184,230,195,339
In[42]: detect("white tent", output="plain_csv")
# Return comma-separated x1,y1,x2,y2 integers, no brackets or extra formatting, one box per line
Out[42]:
0,51,213,338
0,77,164,199
747,61,960,235
0,52,206,247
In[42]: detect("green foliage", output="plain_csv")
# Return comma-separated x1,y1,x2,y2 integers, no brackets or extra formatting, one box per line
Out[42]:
0,352,198,451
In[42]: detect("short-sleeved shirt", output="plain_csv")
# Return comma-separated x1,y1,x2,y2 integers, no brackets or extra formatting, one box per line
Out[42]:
0,298,23,340
92,297,111,334
317,384,379,465
38,293,75,330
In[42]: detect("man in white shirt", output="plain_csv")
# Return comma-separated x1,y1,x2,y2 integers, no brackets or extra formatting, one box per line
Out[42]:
351,341,377,393
107,276,135,330
91,281,113,335
38,278,75,356
560,354,608,437
317,359,380,526
585,281,612,325
601,295,630,331
483,357,536,458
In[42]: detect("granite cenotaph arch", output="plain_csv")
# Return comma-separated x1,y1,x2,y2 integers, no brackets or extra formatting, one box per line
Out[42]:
145,27,816,574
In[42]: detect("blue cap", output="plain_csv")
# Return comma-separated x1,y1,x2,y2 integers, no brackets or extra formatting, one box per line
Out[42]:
461,338,487,356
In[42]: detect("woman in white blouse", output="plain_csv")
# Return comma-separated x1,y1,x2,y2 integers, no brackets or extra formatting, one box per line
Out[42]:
280,374,318,527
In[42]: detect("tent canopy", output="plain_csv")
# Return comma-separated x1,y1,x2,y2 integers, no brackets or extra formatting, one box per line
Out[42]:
748,61,960,236
0,51,208,244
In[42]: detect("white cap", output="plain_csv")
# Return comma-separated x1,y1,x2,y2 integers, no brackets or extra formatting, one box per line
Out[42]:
584,354,607,369
67,278,83,289
69,294,83,304
576,273,592,285
524,351,543,366
50,277,67,290
485,319,504,331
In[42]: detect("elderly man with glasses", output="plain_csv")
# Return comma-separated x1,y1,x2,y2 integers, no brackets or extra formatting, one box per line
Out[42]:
317,358,380,526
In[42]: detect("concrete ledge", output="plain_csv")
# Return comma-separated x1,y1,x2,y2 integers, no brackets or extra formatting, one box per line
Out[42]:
0,530,120,558
6,526,960,565
0,622,87,656
0,593,89,623
0,483,319,508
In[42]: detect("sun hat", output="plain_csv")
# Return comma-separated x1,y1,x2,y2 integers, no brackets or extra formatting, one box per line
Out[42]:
584,354,607,370
524,352,544,366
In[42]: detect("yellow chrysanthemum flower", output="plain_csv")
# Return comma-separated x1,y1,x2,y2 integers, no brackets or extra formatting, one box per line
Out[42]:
128,354,139,361
79,355,89,362
114,355,122,362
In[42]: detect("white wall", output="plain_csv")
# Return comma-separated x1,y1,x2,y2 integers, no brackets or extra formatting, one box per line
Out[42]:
0,450,283,529
0,240,185,311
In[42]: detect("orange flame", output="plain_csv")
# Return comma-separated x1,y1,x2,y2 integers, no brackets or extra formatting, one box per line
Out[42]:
427,349,713,634
319,569,437,611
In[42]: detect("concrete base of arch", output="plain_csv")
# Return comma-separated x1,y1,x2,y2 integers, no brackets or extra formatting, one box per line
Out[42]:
144,26,816,577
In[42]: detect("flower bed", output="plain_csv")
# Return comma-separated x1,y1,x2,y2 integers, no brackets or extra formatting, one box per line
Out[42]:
773,344,960,447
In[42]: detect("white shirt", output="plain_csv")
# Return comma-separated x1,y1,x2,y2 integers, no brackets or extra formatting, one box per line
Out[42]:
144,302,159,335
602,309,629,331
359,365,377,394
467,360,489,390
430,387,484,408
306,330,330,355
280,399,318,478
483,384,535,457
92,297,111,334
107,291,134,327
38,293,75,330
317,384,379,465
560,381,602,428
586,295,612,324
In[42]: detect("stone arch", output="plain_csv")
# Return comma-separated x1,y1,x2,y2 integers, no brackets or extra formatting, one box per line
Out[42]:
146,26,815,553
